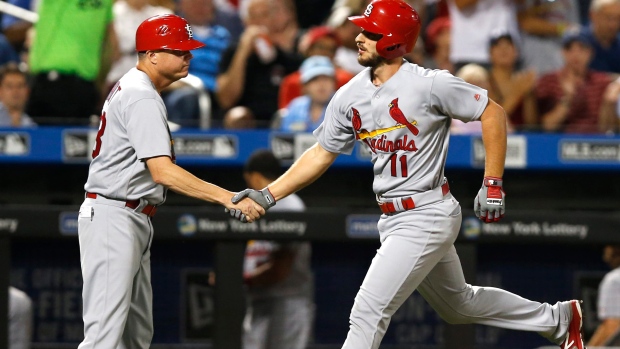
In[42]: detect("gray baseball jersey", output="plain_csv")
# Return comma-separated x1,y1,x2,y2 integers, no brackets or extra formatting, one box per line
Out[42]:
84,67,173,204
598,267,620,319
313,61,575,349
314,61,488,198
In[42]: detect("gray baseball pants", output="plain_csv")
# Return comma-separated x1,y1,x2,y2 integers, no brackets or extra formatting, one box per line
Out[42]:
243,296,314,349
77,196,154,349
9,286,33,349
342,196,572,349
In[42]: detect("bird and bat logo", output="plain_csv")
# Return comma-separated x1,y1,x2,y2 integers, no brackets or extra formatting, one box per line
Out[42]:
352,98,419,153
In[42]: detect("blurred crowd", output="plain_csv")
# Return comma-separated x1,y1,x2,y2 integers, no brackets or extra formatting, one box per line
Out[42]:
0,0,618,134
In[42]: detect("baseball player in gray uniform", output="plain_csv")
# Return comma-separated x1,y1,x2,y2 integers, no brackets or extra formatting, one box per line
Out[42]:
229,1,586,349
588,244,620,346
241,150,314,349
78,14,264,349
9,287,32,349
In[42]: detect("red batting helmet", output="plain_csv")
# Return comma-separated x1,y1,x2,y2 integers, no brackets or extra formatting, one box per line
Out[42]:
348,0,421,60
135,14,205,52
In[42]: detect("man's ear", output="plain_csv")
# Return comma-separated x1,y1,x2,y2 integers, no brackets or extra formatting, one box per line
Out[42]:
147,51,158,64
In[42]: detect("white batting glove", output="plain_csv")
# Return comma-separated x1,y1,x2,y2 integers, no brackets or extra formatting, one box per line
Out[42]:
474,176,506,223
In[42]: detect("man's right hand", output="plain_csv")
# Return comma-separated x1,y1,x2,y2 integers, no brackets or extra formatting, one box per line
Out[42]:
238,25,267,56
224,196,266,223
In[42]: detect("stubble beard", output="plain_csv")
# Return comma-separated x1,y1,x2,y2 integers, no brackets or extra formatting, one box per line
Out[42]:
358,51,387,68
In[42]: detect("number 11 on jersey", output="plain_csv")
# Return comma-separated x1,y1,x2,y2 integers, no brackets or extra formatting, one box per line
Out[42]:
389,153,408,177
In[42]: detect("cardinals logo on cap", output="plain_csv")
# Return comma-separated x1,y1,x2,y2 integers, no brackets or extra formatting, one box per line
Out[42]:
157,25,169,35
185,24,194,38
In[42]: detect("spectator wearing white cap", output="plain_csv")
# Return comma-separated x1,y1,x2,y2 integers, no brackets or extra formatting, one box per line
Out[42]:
275,56,336,132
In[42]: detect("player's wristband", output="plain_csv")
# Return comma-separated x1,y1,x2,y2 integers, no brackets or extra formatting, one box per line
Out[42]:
261,187,276,208
483,177,503,187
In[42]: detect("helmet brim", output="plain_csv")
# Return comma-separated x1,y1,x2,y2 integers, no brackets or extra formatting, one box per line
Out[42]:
348,15,382,35
164,39,206,51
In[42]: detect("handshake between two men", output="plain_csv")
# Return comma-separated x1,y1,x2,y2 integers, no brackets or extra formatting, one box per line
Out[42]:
225,187,277,223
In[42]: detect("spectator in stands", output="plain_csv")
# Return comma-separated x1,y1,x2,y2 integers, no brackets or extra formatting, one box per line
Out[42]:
0,33,19,68
149,0,175,10
447,0,520,70
105,0,172,89
9,286,33,349
216,0,303,128
450,63,488,134
241,149,313,349
329,0,428,25
423,16,453,73
163,0,231,127
580,0,620,74
588,244,620,347
617,84,620,121
517,0,581,75
487,32,538,131
329,0,368,18
404,36,428,67
26,0,119,126
0,0,27,64
0,63,34,127
450,62,516,134
536,30,613,133
278,26,353,110
260,0,300,54
223,106,257,129
1,0,35,52
599,76,620,134
275,56,336,132
297,26,341,66
18,28,33,73
212,0,245,42
326,6,365,75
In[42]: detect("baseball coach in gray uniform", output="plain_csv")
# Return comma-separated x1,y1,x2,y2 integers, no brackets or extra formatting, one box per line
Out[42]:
229,1,586,349
78,14,265,349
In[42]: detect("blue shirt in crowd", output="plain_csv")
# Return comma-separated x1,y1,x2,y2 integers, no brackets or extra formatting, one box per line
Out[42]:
280,96,327,132
0,103,36,127
582,26,620,74
0,34,18,66
1,0,31,30
188,25,231,93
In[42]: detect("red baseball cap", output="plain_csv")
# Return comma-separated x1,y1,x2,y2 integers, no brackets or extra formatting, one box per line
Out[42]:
136,14,205,52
